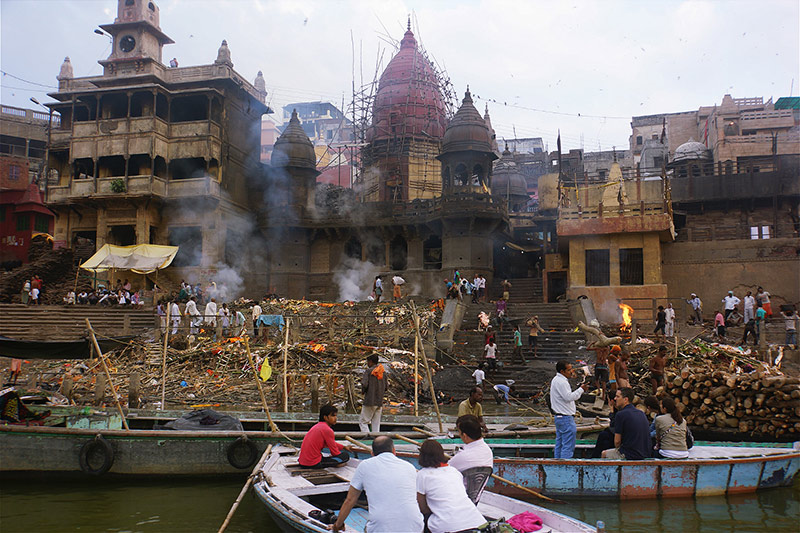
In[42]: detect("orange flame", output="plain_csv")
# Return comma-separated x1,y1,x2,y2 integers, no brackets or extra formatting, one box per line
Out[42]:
619,303,634,328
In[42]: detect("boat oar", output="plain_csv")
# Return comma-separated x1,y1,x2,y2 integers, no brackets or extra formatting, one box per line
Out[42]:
393,434,564,504
412,426,437,437
218,443,273,533
345,435,372,452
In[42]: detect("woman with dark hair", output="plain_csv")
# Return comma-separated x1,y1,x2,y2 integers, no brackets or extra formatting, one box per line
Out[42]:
416,440,486,533
655,397,689,459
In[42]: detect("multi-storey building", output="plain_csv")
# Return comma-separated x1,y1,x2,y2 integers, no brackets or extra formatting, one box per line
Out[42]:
43,0,270,274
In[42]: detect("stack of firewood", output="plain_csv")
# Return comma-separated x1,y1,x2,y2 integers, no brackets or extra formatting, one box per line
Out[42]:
663,365,800,438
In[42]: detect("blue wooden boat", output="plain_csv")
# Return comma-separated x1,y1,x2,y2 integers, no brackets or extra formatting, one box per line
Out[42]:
252,447,596,533
352,441,800,499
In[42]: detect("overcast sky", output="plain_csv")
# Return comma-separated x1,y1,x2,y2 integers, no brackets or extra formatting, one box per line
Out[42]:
2,0,798,152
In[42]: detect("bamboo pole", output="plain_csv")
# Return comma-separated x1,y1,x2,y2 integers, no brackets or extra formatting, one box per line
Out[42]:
392,433,563,504
161,300,170,410
244,337,277,433
345,435,371,451
414,314,419,417
218,444,273,533
84,319,130,430
410,302,443,433
282,317,290,413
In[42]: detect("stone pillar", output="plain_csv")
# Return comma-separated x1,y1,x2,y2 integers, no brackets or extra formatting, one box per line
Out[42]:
96,207,108,247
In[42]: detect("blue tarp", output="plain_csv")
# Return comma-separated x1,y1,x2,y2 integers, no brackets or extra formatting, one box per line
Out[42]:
256,314,285,332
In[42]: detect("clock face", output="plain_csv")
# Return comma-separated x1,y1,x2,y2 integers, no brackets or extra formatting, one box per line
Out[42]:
119,35,136,53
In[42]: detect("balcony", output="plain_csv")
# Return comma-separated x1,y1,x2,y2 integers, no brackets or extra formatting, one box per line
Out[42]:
46,176,175,203
557,202,673,238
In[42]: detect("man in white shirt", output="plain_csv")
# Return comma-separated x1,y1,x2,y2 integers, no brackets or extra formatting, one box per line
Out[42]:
203,298,217,327
743,291,756,324
449,415,493,474
722,291,740,323
251,303,262,337
185,296,201,335
170,300,181,335
471,363,485,387
550,361,589,459
332,436,423,533
664,303,676,337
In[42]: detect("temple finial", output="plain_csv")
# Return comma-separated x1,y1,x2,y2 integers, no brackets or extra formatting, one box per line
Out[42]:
407,15,411,31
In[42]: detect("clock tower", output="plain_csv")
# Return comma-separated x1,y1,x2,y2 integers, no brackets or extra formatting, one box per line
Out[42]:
98,0,174,75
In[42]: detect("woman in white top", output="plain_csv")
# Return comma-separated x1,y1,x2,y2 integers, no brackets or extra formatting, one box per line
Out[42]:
655,397,689,459
416,440,486,533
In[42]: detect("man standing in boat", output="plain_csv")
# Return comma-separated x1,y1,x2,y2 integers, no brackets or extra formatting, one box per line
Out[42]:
550,361,589,459
298,404,350,469
332,436,423,532
359,354,386,433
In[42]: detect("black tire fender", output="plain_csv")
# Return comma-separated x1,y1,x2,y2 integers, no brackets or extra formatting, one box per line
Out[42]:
79,435,114,475
226,435,258,469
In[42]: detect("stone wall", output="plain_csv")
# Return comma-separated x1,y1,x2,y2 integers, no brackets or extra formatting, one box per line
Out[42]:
661,237,800,309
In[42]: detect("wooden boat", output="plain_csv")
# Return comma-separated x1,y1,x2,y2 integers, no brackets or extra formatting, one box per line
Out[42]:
354,441,800,499
0,417,604,476
252,447,596,533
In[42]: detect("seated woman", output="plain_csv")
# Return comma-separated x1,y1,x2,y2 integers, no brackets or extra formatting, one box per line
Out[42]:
655,397,689,459
416,440,486,533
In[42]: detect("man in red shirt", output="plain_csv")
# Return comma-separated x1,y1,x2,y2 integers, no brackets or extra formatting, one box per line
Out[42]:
298,404,350,469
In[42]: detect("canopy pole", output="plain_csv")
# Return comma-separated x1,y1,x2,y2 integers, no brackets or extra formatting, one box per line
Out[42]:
73,268,80,301
85,319,129,430
161,301,170,410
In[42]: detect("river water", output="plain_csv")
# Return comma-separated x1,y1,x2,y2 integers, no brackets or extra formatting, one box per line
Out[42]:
1,475,797,532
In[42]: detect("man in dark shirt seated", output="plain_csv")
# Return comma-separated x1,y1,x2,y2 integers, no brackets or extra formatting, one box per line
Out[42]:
601,387,651,460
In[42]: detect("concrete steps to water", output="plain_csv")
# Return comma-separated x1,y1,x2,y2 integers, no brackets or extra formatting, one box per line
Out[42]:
0,304,156,341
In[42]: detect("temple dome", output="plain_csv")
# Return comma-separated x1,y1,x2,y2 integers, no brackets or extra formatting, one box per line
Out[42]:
272,110,316,169
441,89,493,154
492,146,528,200
366,24,447,143
673,138,711,162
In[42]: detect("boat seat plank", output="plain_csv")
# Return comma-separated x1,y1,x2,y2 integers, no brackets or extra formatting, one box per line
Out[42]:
288,482,351,496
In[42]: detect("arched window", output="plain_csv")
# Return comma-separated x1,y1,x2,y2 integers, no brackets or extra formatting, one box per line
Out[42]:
365,237,384,266
472,164,484,187
423,235,442,270
390,235,408,270
454,164,467,186
344,237,362,260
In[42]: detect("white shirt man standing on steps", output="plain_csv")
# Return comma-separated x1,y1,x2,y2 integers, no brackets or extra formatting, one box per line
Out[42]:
550,361,589,459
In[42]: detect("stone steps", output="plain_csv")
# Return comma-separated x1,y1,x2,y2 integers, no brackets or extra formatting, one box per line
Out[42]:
0,304,155,340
